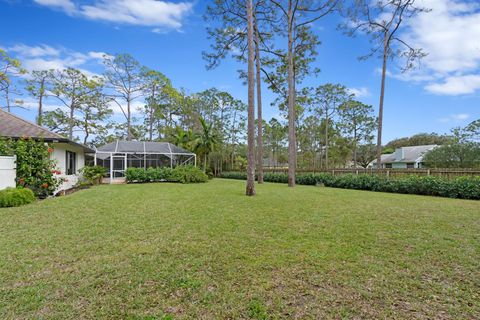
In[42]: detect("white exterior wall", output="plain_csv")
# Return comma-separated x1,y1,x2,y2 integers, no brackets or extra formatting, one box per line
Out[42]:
0,156,16,190
51,143,86,192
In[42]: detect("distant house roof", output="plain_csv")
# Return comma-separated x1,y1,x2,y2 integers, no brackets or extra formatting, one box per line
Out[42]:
95,140,196,157
372,145,437,164
0,109,94,152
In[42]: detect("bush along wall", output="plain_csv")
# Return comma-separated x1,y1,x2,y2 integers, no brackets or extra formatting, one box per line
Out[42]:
219,172,480,200
1,137,63,199
126,166,208,184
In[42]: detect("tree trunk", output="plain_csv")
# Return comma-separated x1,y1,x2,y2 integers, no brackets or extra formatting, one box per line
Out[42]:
352,130,357,168
37,79,44,126
127,94,132,141
254,19,264,184
5,88,10,112
68,102,74,140
325,116,329,169
245,0,256,196
84,125,89,145
287,2,296,187
376,32,388,169
149,85,155,141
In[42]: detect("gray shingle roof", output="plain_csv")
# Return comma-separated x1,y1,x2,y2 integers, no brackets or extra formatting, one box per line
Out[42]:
0,109,65,140
0,109,94,153
372,145,437,164
96,140,195,155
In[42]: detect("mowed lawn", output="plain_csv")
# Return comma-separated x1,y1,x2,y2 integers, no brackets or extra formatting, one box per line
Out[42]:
1,180,479,319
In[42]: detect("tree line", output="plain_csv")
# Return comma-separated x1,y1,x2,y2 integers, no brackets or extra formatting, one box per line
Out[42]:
0,47,379,175
208,0,430,194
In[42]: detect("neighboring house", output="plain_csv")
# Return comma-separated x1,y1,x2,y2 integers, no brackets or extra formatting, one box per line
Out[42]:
0,109,94,192
370,145,438,169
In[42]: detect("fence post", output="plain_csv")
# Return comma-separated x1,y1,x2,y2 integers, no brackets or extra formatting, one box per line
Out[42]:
386,170,390,178
427,169,431,176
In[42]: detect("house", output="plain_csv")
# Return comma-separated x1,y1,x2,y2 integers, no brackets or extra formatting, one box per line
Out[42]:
370,145,438,169
0,109,94,192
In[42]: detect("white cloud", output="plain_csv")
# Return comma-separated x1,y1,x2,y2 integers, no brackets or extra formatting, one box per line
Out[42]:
9,44,61,57
348,87,371,98
6,43,106,77
19,97,64,112
151,28,168,34
425,75,480,96
437,113,470,123
34,0,76,13
34,0,194,32
394,0,480,96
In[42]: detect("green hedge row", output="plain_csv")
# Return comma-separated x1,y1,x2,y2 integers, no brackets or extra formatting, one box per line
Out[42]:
0,188,36,207
219,172,480,200
126,166,208,184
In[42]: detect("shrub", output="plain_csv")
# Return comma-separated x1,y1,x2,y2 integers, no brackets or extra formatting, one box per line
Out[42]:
220,172,247,180
171,166,208,184
79,166,107,185
0,137,14,156
13,138,63,198
126,166,207,184
0,188,35,208
219,172,480,200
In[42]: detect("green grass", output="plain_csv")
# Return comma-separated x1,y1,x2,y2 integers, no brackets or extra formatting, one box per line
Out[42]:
1,179,479,319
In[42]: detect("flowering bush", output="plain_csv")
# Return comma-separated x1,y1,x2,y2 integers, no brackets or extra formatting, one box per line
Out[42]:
3,138,63,198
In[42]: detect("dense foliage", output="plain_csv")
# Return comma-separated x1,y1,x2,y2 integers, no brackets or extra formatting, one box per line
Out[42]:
126,166,208,184
385,133,452,150
0,188,35,207
220,172,480,200
423,142,480,168
0,138,14,156
0,138,63,197
79,166,107,185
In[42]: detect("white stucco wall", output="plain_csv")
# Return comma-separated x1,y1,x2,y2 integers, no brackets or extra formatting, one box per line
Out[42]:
0,156,16,190
50,143,86,192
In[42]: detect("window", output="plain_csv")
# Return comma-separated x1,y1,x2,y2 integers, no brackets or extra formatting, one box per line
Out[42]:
406,163,415,169
66,151,76,175
385,163,392,168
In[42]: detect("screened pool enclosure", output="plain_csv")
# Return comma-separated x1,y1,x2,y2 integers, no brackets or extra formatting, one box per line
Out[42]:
92,141,196,181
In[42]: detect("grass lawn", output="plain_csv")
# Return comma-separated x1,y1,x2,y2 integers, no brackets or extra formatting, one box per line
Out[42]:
1,179,479,319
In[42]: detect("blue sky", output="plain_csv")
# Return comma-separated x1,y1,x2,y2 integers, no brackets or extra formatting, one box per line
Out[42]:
0,0,479,143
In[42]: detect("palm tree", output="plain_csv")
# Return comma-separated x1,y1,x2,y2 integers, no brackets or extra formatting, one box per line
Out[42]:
171,126,198,151
196,117,220,171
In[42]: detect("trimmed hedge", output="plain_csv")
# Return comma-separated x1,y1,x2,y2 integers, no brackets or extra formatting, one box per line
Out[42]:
219,172,480,200
0,188,36,208
126,166,208,184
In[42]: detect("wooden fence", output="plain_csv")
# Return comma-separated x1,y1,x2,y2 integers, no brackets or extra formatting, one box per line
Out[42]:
255,168,480,179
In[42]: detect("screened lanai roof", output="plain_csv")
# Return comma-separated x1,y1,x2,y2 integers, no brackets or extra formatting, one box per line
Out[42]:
94,140,195,160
